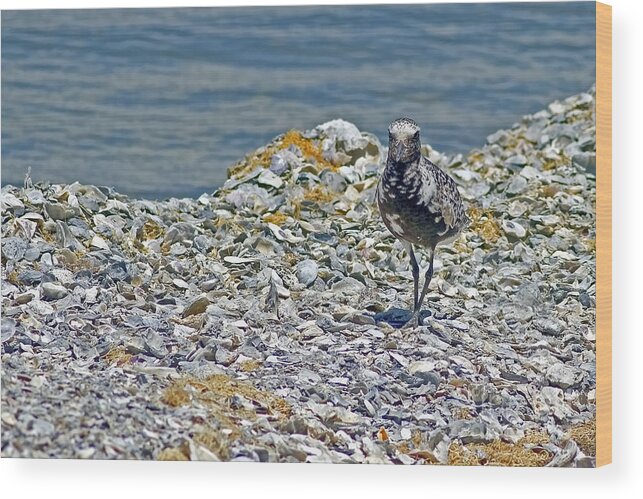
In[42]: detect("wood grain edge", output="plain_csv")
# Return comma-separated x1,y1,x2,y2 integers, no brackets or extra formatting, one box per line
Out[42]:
596,0,612,467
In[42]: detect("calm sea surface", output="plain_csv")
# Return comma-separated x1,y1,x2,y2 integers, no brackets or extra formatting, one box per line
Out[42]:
1,3,596,199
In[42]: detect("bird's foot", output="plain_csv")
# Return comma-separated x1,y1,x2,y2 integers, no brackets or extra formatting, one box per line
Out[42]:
403,313,420,329
403,309,432,329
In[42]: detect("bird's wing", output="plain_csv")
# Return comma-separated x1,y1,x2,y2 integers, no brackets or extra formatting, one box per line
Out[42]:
422,158,463,230
441,199,456,229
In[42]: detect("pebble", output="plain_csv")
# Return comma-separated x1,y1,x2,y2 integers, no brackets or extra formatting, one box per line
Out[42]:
296,260,319,287
2,237,28,261
548,101,566,114
331,277,366,293
1,318,16,343
41,282,68,300
506,175,528,195
257,169,284,189
143,331,168,358
572,152,596,174
182,296,210,317
546,364,581,389
533,316,565,336
44,202,68,221
502,219,527,240
106,261,131,282
504,154,528,169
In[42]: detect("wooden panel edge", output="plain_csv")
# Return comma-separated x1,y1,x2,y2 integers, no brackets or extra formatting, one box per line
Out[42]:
595,0,612,467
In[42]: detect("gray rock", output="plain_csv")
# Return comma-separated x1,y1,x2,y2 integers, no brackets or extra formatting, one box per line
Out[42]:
27,299,54,316
44,202,68,221
548,101,566,114
30,419,55,436
106,261,131,282
533,316,565,336
201,278,220,292
26,189,46,205
486,130,508,145
502,219,527,240
193,235,214,253
1,192,24,211
546,440,578,468
15,293,34,305
505,154,528,169
296,260,319,287
257,169,284,189
546,363,581,389
524,122,547,142
572,152,596,174
407,361,440,386
182,296,210,317
143,331,168,359
2,237,28,261
55,221,82,251
579,292,592,308
270,149,301,175
24,246,41,262
331,277,365,294
215,347,238,366
18,270,44,286
503,303,534,323
1,318,16,343
506,175,528,195
41,282,68,300
125,337,147,354
346,313,375,326
163,222,196,246
450,420,499,444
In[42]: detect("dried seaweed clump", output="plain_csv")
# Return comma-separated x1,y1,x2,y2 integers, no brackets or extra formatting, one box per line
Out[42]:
448,431,553,467
467,206,502,244
239,359,262,372
303,185,335,204
161,374,292,427
394,430,442,464
161,383,191,408
159,374,292,460
191,374,292,418
156,446,190,461
194,429,232,460
102,346,133,367
568,419,595,457
142,220,164,240
227,128,334,179
263,212,289,226
451,407,474,420
283,130,335,169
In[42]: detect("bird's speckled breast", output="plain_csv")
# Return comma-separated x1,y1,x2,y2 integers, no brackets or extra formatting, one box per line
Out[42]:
377,163,462,248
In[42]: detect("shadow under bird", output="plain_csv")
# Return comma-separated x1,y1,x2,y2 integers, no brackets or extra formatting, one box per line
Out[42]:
376,118,469,327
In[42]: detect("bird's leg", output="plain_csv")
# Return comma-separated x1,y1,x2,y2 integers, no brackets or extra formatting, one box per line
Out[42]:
405,245,436,328
407,244,420,313
400,242,421,329
415,245,436,317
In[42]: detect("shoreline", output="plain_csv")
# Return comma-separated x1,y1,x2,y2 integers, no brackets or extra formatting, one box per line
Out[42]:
1,86,596,465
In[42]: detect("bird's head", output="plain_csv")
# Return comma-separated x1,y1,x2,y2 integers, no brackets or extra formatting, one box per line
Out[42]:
388,117,421,165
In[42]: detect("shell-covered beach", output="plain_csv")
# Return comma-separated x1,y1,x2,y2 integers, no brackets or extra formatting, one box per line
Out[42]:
1,87,596,466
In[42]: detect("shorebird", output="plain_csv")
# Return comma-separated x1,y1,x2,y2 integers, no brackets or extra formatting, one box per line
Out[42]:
376,118,468,327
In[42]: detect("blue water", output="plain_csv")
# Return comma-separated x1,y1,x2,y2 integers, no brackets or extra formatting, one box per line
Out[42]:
1,3,596,199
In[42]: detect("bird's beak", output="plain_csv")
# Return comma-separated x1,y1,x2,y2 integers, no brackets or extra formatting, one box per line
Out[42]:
391,141,405,163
